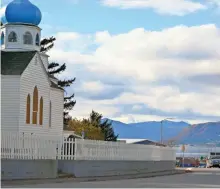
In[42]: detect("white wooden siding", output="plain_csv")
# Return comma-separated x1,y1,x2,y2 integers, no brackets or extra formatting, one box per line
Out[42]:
19,53,51,136
2,24,41,52
39,53,49,71
49,88,64,137
1,75,20,132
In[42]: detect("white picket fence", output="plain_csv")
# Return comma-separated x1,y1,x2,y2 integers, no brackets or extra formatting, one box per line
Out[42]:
73,139,176,161
1,132,176,161
1,132,59,160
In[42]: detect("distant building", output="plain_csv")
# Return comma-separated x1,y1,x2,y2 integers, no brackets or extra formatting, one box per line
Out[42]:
118,138,166,147
173,144,220,158
176,157,200,167
133,140,167,147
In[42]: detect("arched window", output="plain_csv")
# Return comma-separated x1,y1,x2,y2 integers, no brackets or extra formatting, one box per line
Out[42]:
35,33,40,46
8,31,17,42
26,94,31,124
1,32,4,45
32,86,38,124
39,97,43,125
23,31,33,45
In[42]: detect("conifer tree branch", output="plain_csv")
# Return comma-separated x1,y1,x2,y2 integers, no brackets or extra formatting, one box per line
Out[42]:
64,93,75,102
58,78,76,88
49,63,66,75
48,62,60,69
41,36,76,126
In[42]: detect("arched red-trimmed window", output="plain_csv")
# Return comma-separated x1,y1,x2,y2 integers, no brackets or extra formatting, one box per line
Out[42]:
26,94,30,124
32,86,38,124
39,97,43,125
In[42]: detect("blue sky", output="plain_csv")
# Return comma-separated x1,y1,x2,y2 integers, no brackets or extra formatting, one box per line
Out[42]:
1,0,220,124
16,0,220,35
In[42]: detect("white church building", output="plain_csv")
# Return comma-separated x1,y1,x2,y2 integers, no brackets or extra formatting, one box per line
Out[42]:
1,0,64,138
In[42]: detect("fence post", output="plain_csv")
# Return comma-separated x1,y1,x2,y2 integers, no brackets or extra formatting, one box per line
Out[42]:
74,138,77,160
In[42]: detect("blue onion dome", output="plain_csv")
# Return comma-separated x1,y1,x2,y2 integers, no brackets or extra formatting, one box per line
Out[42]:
4,0,42,26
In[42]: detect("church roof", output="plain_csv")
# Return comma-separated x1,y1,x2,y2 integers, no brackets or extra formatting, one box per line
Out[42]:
50,81,64,91
1,51,37,75
1,50,64,91
48,73,58,80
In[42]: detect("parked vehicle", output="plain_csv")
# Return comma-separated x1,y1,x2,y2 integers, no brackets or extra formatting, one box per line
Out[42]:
206,156,220,168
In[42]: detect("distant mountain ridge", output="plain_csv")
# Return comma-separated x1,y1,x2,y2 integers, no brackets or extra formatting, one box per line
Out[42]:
103,118,189,141
176,121,220,144
103,118,220,144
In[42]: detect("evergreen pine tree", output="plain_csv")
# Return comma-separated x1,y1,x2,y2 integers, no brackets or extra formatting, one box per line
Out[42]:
100,119,118,141
40,37,76,126
88,110,118,141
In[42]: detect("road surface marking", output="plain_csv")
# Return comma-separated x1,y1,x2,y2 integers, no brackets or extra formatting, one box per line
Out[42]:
191,172,212,175
191,172,220,175
137,182,220,188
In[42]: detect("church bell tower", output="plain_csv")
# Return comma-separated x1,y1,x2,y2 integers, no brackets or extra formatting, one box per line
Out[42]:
1,0,42,52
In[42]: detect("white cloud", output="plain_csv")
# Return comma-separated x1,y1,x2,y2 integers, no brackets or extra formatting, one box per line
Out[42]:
48,24,220,124
95,31,111,44
113,114,212,124
51,32,95,53
101,0,206,16
208,0,220,7
69,97,119,119
110,88,220,117
81,81,105,94
132,105,143,111
87,24,220,83
0,6,6,17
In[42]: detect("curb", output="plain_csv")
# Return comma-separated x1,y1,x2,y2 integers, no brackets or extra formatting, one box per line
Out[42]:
1,170,186,186
183,168,220,173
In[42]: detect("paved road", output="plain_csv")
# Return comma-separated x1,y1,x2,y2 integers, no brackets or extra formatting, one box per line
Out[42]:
3,171,220,188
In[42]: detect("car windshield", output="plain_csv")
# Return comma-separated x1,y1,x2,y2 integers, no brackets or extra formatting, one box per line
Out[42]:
211,156,220,159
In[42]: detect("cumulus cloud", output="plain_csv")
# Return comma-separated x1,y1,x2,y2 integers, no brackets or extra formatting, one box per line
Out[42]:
0,6,6,17
88,25,220,83
188,74,220,86
113,114,213,124
100,0,206,16
76,80,125,100
69,97,120,120
48,24,220,123
208,0,220,7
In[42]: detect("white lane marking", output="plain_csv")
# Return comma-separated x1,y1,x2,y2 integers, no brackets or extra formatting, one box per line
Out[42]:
191,172,213,175
137,182,220,188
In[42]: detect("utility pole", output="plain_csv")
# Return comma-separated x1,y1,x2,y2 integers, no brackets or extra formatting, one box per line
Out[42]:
215,143,217,156
160,120,163,144
160,117,175,145
181,144,185,168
